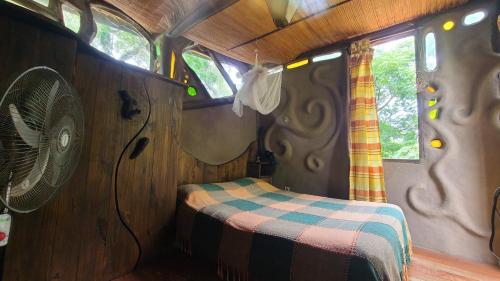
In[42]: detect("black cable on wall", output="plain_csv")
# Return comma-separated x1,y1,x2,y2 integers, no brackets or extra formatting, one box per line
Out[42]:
113,80,152,271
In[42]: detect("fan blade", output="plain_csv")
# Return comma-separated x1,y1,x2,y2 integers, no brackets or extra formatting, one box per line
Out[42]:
12,149,49,193
9,104,41,148
266,0,301,28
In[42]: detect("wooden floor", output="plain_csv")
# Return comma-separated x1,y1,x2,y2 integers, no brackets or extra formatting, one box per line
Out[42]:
114,248,500,281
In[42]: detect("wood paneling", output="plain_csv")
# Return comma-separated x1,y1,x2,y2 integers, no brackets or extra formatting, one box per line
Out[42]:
0,8,184,281
98,0,470,64
177,143,255,186
184,0,468,64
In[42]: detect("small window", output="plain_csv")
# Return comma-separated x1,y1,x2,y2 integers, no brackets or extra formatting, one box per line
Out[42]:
463,10,487,26
373,35,419,160
424,32,437,71
221,62,243,90
182,50,233,99
312,51,342,62
32,0,48,6
62,3,81,33
90,6,151,70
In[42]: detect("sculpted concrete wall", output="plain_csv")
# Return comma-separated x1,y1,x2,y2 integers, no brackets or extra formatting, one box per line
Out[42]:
385,1,500,264
180,104,256,165
262,53,350,198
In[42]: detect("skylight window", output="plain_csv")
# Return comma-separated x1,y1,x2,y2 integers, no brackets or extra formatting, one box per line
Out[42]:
463,10,487,26
90,6,151,70
182,50,234,99
62,3,81,33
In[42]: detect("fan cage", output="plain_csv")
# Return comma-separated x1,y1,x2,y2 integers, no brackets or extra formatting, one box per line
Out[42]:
0,66,84,213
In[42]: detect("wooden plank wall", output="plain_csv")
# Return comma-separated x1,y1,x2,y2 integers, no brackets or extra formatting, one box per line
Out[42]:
0,10,183,281
177,143,255,186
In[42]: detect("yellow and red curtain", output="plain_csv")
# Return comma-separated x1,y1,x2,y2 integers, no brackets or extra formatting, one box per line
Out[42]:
348,39,387,203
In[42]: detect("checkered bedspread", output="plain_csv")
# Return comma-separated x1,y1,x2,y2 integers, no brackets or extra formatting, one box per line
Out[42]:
176,178,412,281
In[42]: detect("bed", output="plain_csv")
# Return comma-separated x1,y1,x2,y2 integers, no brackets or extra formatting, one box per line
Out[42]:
176,178,412,281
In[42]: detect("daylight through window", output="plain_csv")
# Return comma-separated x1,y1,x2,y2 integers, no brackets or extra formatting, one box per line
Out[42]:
373,35,419,160
90,6,151,70
182,50,234,99
62,3,81,33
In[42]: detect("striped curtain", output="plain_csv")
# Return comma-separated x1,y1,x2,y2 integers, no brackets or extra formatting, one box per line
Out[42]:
348,39,387,203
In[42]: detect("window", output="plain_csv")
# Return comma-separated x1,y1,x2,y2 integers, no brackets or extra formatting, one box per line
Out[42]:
372,35,419,160
424,32,437,71
463,10,487,26
90,6,151,70
221,62,243,90
62,3,80,33
182,50,233,98
31,0,47,6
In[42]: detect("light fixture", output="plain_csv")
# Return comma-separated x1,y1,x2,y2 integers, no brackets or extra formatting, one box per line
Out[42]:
312,51,342,63
443,21,455,31
286,59,309,69
170,51,176,79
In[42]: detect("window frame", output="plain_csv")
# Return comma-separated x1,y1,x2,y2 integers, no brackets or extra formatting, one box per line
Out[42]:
5,0,58,20
371,31,423,163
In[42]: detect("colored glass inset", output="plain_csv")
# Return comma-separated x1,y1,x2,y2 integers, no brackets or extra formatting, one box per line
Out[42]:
286,59,309,69
425,33,437,71
429,109,439,120
170,51,176,79
187,86,197,97
426,85,437,93
312,51,342,63
431,139,443,148
428,98,438,107
463,11,487,26
443,21,455,31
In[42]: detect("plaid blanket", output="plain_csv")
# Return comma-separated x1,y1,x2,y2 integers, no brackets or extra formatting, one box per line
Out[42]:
177,178,412,281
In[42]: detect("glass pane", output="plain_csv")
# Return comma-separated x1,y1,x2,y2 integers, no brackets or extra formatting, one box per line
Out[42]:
32,0,49,6
62,4,81,33
373,36,419,160
183,50,233,99
425,32,437,71
463,10,486,26
221,62,243,90
90,6,151,70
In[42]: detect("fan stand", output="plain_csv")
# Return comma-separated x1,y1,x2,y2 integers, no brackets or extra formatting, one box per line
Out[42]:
0,173,13,280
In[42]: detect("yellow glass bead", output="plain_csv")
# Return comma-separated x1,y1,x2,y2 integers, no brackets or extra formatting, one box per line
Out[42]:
431,139,443,148
428,98,438,107
443,21,455,31
429,109,439,120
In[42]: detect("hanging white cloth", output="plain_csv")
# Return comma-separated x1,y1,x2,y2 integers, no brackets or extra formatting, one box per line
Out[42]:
232,52,282,117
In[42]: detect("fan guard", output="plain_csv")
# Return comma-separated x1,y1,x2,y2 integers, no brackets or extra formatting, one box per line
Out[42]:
0,67,84,213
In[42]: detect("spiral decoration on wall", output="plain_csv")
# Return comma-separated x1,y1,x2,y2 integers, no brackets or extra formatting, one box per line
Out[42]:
264,64,344,174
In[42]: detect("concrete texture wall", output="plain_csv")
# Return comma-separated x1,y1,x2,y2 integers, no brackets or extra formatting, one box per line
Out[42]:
386,0,500,264
180,104,256,165
262,53,350,198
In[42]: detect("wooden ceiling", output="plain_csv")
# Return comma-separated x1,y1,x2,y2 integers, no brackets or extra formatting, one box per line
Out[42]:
104,0,469,64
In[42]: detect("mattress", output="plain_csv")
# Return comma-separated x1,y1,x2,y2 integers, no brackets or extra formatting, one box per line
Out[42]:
176,178,412,281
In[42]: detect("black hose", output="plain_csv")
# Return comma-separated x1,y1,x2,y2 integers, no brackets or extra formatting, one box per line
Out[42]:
490,187,500,262
113,80,151,271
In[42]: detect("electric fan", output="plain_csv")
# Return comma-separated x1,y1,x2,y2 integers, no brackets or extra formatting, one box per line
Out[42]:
0,66,84,244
